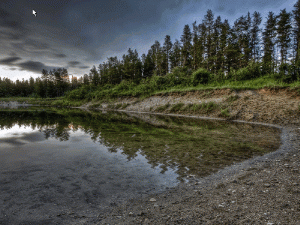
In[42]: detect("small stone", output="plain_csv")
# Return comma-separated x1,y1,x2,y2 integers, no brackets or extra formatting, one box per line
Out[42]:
153,204,159,207
129,212,134,216
149,198,156,202
264,183,271,188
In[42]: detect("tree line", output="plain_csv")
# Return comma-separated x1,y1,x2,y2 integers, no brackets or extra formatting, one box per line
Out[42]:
0,68,80,97
2,1,300,98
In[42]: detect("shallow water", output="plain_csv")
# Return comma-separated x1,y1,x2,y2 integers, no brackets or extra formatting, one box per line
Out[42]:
0,107,282,224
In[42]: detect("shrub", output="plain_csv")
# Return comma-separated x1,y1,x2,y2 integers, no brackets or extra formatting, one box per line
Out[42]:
190,68,210,86
247,61,262,79
149,75,168,89
235,67,251,81
279,63,300,83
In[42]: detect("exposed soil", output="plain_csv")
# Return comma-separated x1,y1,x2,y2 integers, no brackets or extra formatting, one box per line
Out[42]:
91,87,300,127
82,87,300,224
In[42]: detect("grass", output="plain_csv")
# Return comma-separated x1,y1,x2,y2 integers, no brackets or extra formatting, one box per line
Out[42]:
3,74,300,108
182,103,194,111
220,108,230,117
121,103,130,109
156,103,170,112
115,103,123,109
226,95,239,102
169,103,184,112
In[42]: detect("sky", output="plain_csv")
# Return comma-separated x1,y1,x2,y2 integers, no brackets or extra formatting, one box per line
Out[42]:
0,0,298,81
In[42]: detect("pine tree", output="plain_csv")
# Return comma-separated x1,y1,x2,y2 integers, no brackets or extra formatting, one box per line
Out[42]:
142,50,155,78
212,16,222,73
293,0,300,65
90,65,100,86
170,39,181,70
180,24,192,67
251,11,262,62
203,9,214,71
196,22,207,69
163,35,173,73
191,21,199,70
276,9,292,64
262,11,277,74
220,19,230,72
225,25,240,74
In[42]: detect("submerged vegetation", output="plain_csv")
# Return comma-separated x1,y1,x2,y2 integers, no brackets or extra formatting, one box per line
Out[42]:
2,3,300,104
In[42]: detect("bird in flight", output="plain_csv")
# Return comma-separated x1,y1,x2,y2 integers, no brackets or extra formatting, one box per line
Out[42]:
32,9,37,17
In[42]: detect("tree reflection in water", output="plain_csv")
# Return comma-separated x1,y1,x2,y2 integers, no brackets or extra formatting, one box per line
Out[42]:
0,108,282,180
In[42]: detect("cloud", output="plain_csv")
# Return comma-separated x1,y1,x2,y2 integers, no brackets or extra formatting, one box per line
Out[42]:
16,60,59,73
79,66,89,69
54,53,67,58
67,61,89,69
0,56,22,65
68,61,81,67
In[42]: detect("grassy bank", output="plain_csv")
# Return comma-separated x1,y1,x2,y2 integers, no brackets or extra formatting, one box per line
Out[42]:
1,72,300,108
65,70,300,104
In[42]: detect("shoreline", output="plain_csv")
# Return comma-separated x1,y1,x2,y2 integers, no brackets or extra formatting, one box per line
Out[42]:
95,125,300,224
1,88,300,224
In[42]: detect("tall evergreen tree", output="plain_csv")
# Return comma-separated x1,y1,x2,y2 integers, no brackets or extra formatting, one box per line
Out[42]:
163,35,173,73
191,21,199,70
203,9,214,70
220,19,230,72
180,25,192,67
276,9,292,64
142,50,155,78
196,22,207,69
251,11,262,62
262,11,277,74
212,16,222,73
170,39,181,70
293,0,300,65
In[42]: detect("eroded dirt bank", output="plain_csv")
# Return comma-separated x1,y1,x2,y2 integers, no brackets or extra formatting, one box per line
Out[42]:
87,87,300,127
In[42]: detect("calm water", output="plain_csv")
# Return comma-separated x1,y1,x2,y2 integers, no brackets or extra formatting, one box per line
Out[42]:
0,107,282,224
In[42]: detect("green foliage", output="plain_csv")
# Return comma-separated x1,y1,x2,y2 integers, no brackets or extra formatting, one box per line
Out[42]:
191,68,211,86
121,103,129,109
169,103,184,112
156,103,170,112
220,108,230,117
226,95,239,102
278,63,300,83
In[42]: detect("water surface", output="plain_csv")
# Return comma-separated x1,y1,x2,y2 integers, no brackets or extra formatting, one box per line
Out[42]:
0,108,282,224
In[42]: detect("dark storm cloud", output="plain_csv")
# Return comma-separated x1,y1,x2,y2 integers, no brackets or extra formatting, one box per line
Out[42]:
54,53,67,58
68,61,81,67
67,61,90,69
79,66,89,69
0,57,22,65
17,60,58,73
